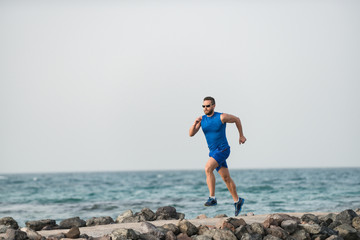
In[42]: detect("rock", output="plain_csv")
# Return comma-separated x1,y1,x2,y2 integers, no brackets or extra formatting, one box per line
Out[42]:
0,217,19,231
235,225,251,239
301,214,320,224
266,225,289,239
329,221,343,230
139,222,165,239
320,214,337,227
59,217,86,229
247,212,255,216
41,225,59,230
281,220,298,234
241,233,263,240
336,210,358,225
315,226,339,239
0,225,8,234
111,228,139,240
116,209,134,223
250,222,266,236
229,218,247,228
196,214,207,219
203,229,237,240
4,229,28,240
156,206,178,220
216,218,246,231
179,219,198,236
26,219,57,231
191,235,212,240
140,233,161,240
291,229,311,240
47,232,66,240
352,217,360,230
299,223,322,234
21,227,44,240
65,226,80,238
177,213,186,220
334,224,359,240
177,232,192,240
165,230,177,240
197,225,210,235
86,216,114,226
140,208,156,221
325,236,344,240
214,214,228,218
93,236,111,240
263,235,282,240
162,223,180,235
263,214,299,228
355,209,360,216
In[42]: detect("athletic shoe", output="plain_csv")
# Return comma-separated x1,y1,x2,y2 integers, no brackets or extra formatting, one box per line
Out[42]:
204,197,217,206
234,197,245,216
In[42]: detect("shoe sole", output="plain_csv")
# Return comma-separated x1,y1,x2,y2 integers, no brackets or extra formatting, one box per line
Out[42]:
204,203,217,207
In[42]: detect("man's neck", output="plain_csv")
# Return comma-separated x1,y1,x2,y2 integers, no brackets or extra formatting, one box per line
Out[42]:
206,112,215,117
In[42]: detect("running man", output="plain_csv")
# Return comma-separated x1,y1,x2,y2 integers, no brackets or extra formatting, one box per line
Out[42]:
189,96,247,216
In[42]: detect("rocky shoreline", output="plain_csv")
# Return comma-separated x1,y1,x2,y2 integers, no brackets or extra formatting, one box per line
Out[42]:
1,207,360,240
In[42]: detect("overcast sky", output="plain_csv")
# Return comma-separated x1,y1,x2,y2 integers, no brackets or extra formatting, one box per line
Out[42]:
1,0,359,173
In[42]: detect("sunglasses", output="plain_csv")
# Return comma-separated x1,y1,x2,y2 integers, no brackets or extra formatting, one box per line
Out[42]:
202,104,212,108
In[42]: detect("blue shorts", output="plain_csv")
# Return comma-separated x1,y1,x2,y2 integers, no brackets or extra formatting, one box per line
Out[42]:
209,147,230,172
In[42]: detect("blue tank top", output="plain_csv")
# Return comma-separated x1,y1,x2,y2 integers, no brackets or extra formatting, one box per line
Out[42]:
201,112,230,152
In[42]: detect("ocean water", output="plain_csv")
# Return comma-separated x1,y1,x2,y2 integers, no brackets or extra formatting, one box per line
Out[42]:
0,168,359,227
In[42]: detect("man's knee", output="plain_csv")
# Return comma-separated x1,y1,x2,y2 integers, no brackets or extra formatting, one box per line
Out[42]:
222,174,232,183
205,165,214,175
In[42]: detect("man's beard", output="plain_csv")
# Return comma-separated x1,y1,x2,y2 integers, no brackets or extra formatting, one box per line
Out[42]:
205,108,214,116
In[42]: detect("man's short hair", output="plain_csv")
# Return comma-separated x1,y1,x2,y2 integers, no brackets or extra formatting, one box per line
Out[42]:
204,96,215,105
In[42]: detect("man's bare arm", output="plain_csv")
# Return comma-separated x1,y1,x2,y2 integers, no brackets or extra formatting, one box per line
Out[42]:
189,116,202,137
221,113,247,144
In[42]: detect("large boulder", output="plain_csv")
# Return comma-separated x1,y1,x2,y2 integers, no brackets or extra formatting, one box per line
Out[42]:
352,217,360,230
65,226,80,239
4,229,28,240
25,219,57,231
162,223,180,235
301,214,320,224
178,219,198,236
116,209,134,223
0,217,19,232
334,224,359,240
241,232,263,240
139,208,156,221
281,219,298,234
263,214,300,228
139,222,165,239
265,225,289,239
299,223,322,235
156,206,178,220
202,229,237,240
86,216,114,226
263,235,282,240
59,217,86,229
336,210,358,225
20,227,44,240
291,229,310,240
251,222,266,236
111,228,139,240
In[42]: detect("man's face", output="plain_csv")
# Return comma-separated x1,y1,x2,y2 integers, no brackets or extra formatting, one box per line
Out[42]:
203,100,215,116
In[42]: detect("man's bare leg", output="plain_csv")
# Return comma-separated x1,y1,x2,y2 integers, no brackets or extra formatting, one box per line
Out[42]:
204,157,219,197
218,167,239,202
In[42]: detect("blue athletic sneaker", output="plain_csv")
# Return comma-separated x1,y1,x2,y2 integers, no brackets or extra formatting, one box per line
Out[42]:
204,197,217,206
234,197,245,216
